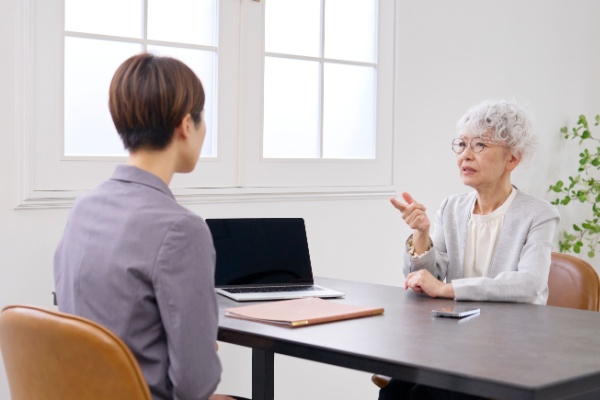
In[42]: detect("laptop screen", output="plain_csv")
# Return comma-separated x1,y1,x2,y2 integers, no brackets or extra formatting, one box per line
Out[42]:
206,218,314,287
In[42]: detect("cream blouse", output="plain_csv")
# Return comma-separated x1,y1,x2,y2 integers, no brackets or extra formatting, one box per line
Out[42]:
463,188,517,278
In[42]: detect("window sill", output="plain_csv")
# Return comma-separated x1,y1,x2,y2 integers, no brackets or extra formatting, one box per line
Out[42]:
14,187,396,210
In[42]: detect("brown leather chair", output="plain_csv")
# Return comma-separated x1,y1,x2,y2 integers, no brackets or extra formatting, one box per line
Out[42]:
0,304,151,400
371,252,600,390
546,252,600,311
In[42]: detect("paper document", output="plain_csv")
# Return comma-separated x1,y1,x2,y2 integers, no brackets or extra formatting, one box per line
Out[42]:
225,297,384,327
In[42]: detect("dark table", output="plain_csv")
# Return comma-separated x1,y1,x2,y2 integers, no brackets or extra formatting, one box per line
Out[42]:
217,277,600,400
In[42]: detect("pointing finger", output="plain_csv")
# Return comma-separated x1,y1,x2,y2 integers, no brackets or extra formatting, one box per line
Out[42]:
390,197,407,211
402,192,414,204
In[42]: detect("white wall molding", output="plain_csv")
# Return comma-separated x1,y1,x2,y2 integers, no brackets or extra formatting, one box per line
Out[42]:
15,188,396,210
13,0,35,209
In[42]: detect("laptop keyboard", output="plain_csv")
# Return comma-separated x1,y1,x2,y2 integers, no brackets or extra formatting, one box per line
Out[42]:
224,285,323,294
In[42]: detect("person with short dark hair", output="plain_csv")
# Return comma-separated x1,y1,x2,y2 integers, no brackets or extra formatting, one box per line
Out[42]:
54,53,239,400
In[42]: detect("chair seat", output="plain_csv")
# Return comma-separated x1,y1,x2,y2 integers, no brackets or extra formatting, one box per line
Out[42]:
371,374,391,388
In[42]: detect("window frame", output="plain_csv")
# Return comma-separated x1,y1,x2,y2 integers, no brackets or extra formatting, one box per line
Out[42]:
13,0,395,210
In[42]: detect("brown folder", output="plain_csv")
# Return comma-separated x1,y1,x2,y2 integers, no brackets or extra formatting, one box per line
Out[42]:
224,297,384,327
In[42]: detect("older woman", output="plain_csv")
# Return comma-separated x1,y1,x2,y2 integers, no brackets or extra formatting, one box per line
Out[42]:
380,100,560,399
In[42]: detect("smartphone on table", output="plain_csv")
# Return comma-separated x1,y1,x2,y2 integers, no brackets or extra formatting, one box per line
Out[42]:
431,306,480,318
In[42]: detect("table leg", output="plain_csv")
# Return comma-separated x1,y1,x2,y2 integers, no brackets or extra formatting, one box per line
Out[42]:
252,348,274,400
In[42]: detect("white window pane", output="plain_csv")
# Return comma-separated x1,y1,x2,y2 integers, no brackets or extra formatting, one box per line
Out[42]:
323,63,375,159
147,45,217,157
65,0,143,38
64,38,141,156
148,0,217,46
325,0,377,63
263,57,320,159
265,0,321,57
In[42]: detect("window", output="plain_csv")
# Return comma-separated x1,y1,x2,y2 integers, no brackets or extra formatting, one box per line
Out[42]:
239,0,394,187
263,0,377,160
64,0,218,158
14,0,394,208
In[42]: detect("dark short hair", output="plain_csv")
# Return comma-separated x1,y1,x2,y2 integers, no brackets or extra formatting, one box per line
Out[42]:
109,53,205,151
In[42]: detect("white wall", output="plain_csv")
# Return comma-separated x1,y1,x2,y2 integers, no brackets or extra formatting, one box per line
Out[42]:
2,1,600,399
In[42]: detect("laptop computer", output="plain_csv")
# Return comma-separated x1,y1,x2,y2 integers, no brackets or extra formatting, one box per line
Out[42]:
206,218,345,302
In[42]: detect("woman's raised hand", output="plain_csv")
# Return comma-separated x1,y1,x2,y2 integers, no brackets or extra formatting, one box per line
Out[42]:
390,192,430,233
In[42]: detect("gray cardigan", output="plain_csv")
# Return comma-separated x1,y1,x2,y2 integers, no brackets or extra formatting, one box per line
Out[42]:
404,190,560,305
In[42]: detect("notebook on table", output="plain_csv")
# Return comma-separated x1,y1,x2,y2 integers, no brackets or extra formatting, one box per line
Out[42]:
206,218,345,302
225,297,384,327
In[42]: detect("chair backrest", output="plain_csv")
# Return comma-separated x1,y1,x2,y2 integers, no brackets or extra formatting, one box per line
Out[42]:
0,305,152,400
547,252,600,311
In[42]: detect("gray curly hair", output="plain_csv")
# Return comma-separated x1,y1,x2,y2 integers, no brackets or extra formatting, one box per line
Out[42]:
456,100,537,162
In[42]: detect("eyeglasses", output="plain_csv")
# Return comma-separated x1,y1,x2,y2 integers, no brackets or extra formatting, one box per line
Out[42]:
451,137,505,154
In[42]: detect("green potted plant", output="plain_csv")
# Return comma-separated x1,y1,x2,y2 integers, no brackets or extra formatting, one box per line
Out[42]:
548,114,600,259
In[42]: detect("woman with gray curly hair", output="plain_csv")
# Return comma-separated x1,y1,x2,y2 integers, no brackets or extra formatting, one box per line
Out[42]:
392,99,559,304
380,100,560,399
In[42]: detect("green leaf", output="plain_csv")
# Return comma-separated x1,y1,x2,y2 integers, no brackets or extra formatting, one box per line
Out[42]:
559,242,569,252
549,181,564,193
589,251,596,258
560,196,571,205
573,224,581,231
